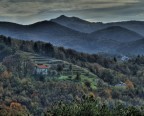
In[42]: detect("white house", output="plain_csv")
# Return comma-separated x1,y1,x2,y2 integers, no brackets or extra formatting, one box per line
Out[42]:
121,56,129,61
34,64,49,75
115,81,126,88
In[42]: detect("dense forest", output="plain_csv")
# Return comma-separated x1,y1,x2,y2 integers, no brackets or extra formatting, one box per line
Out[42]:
0,35,144,115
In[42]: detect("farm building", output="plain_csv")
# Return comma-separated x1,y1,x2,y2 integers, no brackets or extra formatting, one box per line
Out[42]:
121,56,129,61
115,81,126,88
34,64,49,75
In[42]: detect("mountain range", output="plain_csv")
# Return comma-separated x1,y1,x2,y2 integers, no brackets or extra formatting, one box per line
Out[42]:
0,15,144,55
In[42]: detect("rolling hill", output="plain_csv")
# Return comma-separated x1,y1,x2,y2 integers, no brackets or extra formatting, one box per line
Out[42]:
0,21,85,47
118,38,144,55
90,26,143,42
52,15,144,36
0,16,144,55
108,21,144,36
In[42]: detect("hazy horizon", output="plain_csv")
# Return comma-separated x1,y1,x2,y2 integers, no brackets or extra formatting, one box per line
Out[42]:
0,15,144,25
0,0,144,24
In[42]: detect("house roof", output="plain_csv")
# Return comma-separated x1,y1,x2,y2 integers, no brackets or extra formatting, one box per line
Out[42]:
115,82,126,87
36,64,49,69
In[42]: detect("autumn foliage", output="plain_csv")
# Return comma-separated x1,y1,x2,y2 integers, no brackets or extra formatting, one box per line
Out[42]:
0,102,30,115
125,79,134,89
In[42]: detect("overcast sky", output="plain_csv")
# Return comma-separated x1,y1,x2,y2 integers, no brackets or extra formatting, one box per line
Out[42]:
0,0,144,24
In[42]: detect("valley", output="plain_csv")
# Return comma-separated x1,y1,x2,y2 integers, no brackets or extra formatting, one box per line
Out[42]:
0,15,144,55
0,16,144,115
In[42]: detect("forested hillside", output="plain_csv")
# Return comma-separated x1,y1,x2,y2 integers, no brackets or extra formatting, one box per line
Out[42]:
0,35,144,115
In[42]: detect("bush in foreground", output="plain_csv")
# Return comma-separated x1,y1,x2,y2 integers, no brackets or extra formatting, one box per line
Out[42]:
45,99,144,116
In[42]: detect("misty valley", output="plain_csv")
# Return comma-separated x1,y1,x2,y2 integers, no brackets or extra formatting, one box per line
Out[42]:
0,16,144,116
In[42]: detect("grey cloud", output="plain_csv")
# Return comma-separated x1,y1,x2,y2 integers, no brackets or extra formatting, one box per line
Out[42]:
0,0,143,24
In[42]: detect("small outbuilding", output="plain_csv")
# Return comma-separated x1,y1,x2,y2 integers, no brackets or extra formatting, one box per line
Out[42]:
121,56,129,61
115,81,126,88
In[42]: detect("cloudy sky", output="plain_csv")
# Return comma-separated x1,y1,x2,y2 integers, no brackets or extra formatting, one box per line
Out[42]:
0,0,144,24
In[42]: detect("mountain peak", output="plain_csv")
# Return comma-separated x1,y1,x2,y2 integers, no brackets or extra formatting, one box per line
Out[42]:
53,15,88,22
59,15,68,18
56,15,69,20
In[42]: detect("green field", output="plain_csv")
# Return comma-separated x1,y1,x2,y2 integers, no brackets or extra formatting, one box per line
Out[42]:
20,51,100,90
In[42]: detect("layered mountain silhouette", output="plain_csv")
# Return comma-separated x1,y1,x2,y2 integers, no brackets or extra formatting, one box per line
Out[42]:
90,26,143,42
51,15,104,33
107,21,144,37
0,21,85,46
118,39,144,55
52,15,144,36
0,15,144,55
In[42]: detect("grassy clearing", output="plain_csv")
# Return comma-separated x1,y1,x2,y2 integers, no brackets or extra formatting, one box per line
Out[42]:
21,51,99,90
